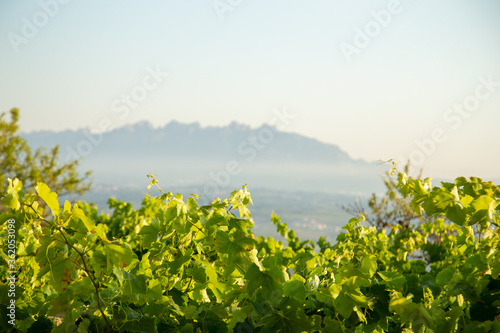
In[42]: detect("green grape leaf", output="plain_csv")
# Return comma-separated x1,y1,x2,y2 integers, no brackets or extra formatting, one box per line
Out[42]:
45,257,75,292
203,260,226,293
76,318,90,333
333,291,354,319
214,229,255,264
436,267,455,286
389,292,413,316
245,263,282,299
167,248,193,274
400,303,434,331
227,305,252,332
322,316,343,332
63,200,71,213
283,275,307,301
122,270,148,297
187,266,207,284
445,205,467,225
115,312,156,333
73,204,107,240
261,298,311,333
471,195,495,211
460,194,474,208
35,182,61,216
316,284,341,307
360,254,378,278
146,278,166,302
230,186,253,218
432,191,456,210
345,288,368,308
378,271,406,290
139,219,161,248
106,242,135,270
1,178,22,210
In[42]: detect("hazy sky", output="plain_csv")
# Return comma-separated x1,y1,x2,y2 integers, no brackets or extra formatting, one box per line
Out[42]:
1,0,499,179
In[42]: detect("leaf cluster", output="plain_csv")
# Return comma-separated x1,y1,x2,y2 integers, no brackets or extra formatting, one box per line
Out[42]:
0,108,91,211
0,169,499,332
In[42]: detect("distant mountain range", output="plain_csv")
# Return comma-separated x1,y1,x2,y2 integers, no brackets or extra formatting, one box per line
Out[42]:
21,121,499,241
22,120,392,241
23,120,387,196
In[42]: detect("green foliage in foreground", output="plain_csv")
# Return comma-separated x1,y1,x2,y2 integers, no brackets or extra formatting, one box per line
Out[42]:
0,108,91,201
0,170,499,332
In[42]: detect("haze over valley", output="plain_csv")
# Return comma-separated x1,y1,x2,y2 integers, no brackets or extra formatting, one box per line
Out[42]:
23,120,389,241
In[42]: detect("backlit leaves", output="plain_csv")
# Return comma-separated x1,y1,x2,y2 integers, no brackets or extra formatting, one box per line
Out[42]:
1,173,499,332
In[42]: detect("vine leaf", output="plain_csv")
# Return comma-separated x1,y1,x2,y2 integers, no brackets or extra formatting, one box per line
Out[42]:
139,219,161,248
2,178,22,209
73,204,108,240
378,271,406,291
106,242,135,270
245,263,282,299
36,181,61,216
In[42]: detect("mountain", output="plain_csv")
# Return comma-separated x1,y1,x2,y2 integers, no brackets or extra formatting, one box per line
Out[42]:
25,120,364,163
22,121,390,241
23,120,386,195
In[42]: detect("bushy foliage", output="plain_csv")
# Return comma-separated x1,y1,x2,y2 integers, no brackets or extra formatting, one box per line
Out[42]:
0,169,499,332
343,162,428,230
0,108,91,207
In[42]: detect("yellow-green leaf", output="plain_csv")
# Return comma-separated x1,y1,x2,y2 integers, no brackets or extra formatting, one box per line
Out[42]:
73,204,107,240
35,182,61,216
1,178,23,210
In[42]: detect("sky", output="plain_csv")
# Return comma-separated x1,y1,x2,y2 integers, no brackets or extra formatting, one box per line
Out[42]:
1,0,500,179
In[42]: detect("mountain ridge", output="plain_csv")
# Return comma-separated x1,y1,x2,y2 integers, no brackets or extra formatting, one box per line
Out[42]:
22,120,384,194
23,120,372,164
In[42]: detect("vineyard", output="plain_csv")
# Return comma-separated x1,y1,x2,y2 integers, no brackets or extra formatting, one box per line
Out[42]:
1,168,499,332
